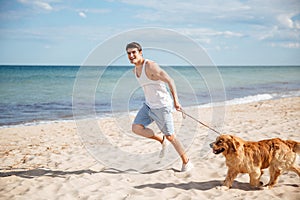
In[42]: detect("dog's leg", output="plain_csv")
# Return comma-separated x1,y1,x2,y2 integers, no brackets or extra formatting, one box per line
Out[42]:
259,169,264,180
249,169,263,187
267,165,281,188
223,168,239,188
289,166,300,176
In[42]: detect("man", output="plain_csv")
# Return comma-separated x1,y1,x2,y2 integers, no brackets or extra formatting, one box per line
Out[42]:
126,42,193,172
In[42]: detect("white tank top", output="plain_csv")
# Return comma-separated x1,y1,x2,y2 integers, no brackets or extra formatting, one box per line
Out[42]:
135,59,173,109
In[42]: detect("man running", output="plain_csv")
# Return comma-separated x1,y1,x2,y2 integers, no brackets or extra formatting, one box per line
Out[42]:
126,42,193,172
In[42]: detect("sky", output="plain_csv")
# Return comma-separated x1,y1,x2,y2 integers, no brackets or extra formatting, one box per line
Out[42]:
0,0,300,66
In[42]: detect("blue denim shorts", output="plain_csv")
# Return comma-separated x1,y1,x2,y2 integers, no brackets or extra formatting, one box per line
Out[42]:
133,103,174,136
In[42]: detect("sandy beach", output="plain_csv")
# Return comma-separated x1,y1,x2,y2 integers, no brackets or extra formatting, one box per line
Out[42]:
1,97,299,200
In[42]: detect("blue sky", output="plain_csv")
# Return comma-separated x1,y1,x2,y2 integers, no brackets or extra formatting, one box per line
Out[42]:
0,0,299,65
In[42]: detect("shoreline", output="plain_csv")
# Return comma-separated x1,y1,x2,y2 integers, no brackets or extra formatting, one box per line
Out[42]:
1,96,299,199
1,92,299,129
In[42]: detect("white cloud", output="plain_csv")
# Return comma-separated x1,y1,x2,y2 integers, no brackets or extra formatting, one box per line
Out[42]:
76,8,110,17
295,21,300,29
84,9,111,14
256,26,279,41
258,24,300,48
18,0,53,11
33,1,53,11
119,0,256,24
178,28,243,46
271,42,300,48
129,0,296,29
179,28,243,37
79,11,87,18
251,5,300,48
283,42,300,48
277,13,298,29
120,0,250,13
120,0,299,44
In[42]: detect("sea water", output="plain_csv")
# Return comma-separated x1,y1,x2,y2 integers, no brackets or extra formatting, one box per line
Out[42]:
0,65,299,127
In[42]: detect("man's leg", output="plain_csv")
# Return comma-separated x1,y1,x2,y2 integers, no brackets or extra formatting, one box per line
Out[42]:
132,124,163,143
149,107,190,165
166,134,189,164
132,104,164,143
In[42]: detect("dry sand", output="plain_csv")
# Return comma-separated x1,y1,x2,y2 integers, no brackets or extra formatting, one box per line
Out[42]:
0,97,299,200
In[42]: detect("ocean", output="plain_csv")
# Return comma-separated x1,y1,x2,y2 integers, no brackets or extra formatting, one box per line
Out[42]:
0,65,299,127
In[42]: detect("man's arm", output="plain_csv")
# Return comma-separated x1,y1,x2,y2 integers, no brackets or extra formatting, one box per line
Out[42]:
147,61,181,111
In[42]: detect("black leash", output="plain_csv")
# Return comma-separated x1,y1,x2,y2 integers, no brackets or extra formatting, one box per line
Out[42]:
179,109,222,135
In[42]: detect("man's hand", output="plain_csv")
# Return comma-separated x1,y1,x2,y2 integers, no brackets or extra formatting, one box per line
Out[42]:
174,101,182,111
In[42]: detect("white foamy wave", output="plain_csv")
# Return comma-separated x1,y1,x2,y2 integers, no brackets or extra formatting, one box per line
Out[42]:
198,94,274,108
192,89,300,109
224,90,300,106
280,90,300,98
225,94,274,106
0,119,75,129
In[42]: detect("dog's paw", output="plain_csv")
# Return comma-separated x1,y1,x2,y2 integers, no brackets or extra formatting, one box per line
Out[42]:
216,185,230,191
262,184,273,190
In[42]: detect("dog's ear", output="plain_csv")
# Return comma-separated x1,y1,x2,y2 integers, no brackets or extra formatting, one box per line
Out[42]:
230,136,240,152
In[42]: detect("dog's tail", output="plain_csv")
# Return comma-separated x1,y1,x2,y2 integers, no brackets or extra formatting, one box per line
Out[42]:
284,140,300,154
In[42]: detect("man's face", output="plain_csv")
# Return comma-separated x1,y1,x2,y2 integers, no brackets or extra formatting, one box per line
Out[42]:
127,48,142,64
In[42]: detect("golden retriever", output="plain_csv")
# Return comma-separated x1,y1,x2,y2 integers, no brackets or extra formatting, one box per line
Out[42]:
210,134,300,189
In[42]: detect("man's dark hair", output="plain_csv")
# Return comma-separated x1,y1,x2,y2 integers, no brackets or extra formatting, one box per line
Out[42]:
126,42,142,51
